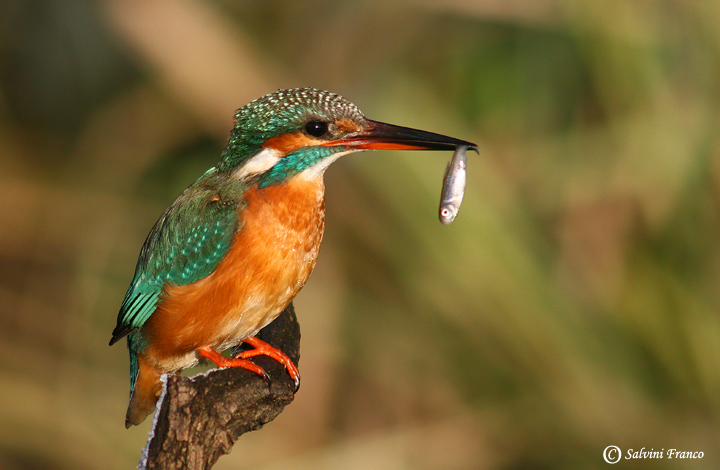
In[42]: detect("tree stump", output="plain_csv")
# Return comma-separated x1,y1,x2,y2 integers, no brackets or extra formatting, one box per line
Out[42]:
140,302,301,470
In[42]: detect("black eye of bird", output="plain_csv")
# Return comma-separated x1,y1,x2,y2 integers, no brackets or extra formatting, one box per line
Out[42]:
305,121,328,137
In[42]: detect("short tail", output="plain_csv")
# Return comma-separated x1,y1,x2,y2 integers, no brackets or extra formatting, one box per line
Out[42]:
125,353,163,428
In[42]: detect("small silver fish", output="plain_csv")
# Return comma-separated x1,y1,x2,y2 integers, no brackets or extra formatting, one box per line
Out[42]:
439,144,469,225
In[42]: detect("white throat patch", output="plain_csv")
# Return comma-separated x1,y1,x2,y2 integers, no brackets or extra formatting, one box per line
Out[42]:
231,148,283,180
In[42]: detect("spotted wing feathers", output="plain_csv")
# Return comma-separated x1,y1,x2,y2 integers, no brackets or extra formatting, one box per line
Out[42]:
110,179,241,346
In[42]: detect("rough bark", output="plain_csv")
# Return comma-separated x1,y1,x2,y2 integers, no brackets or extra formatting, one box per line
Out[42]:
140,303,300,470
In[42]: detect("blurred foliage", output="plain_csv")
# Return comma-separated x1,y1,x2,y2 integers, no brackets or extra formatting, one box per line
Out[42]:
1,0,720,469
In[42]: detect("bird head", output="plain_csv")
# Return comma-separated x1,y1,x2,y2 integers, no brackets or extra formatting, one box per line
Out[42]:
218,87,476,188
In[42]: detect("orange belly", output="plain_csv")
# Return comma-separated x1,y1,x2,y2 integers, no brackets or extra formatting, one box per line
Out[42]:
141,175,325,372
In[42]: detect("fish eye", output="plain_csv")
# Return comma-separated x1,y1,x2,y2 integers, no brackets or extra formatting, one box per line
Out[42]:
304,121,328,137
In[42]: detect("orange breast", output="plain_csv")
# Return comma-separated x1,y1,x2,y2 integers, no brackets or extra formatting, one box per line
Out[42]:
143,176,325,368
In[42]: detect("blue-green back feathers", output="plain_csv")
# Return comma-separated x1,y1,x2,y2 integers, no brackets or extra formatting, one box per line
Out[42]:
110,168,243,347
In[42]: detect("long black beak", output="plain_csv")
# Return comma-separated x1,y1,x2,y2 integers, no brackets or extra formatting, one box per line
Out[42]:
327,119,477,152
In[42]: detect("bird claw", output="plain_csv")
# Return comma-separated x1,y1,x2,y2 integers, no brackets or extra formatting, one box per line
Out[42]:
198,346,269,379
235,336,300,391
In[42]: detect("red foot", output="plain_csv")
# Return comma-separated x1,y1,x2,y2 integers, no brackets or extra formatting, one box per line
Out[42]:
197,338,300,390
198,346,269,380
236,337,300,390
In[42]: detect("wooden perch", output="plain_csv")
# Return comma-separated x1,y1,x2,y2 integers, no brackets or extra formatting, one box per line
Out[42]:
141,303,301,470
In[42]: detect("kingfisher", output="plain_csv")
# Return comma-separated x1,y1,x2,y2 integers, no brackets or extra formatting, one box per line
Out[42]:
110,87,477,427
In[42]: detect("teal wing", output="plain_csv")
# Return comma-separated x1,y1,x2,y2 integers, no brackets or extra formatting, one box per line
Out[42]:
109,177,241,346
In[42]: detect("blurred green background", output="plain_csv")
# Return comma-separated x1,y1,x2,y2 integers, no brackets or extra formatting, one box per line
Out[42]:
2,0,719,468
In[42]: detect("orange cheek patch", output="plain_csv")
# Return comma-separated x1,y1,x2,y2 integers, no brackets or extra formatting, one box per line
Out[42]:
262,120,366,153
262,132,323,154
